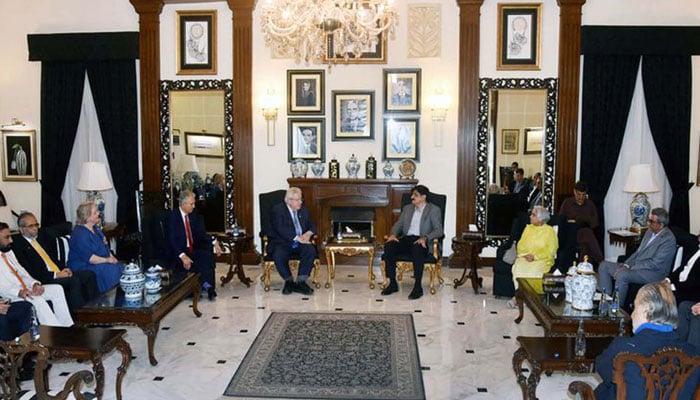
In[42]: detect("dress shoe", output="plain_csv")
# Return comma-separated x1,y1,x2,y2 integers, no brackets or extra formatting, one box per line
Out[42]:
381,282,398,296
294,281,314,295
408,287,423,300
282,281,294,295
207,287,217,300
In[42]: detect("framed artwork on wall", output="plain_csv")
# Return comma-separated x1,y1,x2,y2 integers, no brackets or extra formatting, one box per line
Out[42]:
501,129,519,154
185,132,224,158
383,118,419,161
496,3,541,70
524,127,543,154
1,130,37,182
324,32,387,64
383,68,421,113
287,70,325,115
332,91,375,140
176,10,217,75
288,118,325,161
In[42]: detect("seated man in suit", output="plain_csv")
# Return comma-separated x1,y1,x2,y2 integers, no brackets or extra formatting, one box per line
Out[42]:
678,300,700,349
12,212,98,311
0,222,73,327
558,181,603,264
507,168,531,201
268,187,317,296
381,185,443,300
598,207,677,308
0,298,31,341
666,230,700,305
167,190,221,300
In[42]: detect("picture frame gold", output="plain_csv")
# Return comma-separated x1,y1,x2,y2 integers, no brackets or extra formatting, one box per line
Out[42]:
324,32,387,64
332,91,375,141
501,129,519,154
383,68,421,113
1,129,38,182
176,10,217,75
497,3,541,71
524,127,543,154
185,132,224,158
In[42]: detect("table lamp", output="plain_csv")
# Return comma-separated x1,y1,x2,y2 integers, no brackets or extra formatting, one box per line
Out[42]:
623,163,659,232
77,161,113,227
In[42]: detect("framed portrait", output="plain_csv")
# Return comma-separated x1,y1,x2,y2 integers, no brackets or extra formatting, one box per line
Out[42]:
185,132,224,158
172,128,181,146
383,68,421,113
287,70,324,115
331,91,375,140
497,3,541,70
176,10,217,75
288,118,325,161
1,130,37,182
383,118,419,161
501,129,519,154
524,127,543,154
324,32,387,64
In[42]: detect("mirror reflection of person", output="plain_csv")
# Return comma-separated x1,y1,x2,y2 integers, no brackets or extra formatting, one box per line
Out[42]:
391,78,412,106
297,80,315,107
340,100,365,133
297,127,317,155
391,126,412,155
558,180,603,264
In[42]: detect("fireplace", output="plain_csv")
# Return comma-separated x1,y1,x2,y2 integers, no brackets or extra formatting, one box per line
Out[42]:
330,207,375,239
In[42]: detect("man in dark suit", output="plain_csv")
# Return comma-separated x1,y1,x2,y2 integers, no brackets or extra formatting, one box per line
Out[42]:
667,230,700,304
507,168,531,200
268,187,317,295
381,185,443,300
12,212,98,311
598,207,677,308
166,190,221,300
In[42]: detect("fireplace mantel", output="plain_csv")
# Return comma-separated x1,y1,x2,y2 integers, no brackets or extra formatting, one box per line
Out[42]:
287,178,418,242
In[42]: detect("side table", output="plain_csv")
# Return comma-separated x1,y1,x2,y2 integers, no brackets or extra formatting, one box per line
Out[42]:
452,231,486,293
213,232,254,287
608,228,642,258
323,237,377,289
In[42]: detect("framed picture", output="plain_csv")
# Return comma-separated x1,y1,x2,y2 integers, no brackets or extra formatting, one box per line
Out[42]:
383,118,419,161
176,10,217,75
185,132,224,158
288,118,325,161
497,3,541,70
287,70,324,115
324,32,387,64
383,68,421,113
1,130,37,182
332,91,375,140
524,127,543,154
501,129,519,154
172,129,181,146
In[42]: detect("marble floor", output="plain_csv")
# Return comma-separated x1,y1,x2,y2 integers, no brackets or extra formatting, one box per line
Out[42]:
33,263,601,400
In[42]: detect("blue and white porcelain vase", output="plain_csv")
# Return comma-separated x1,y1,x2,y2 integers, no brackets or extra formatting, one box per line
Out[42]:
311,159,325,177
630,192,650,231
345,154,360,178
571,256,596,311
120,261,145,299
564,262,577,303
144,265,162,293
290,159,308,178
382,161,394,178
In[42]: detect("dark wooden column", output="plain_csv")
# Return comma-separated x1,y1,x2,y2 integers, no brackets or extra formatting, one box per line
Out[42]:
454,0,484,234
129,0,163,192
554,0,586,209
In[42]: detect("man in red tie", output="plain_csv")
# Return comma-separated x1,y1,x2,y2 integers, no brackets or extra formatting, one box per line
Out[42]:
167,190,221,300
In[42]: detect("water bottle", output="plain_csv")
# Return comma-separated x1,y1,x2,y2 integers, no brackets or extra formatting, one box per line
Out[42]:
575,319,586,358
598,288,609,316
29,305,40,342
610,288,620,315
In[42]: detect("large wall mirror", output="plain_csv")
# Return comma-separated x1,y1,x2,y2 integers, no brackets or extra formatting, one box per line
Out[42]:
159,79,234,230
476,78,558,237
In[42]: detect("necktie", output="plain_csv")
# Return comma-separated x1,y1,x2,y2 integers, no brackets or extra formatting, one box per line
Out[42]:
30,239,61,273
2,253,29,291
185,214,194,253
293,211,302,236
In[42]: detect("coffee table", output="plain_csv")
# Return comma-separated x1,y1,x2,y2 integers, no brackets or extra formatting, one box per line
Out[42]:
513,336,613,400
323,237,377,289
514,277,630,336
75,272,202,366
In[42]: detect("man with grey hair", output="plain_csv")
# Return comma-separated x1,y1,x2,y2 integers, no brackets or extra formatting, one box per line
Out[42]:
598,207,677,310
167,190,221,300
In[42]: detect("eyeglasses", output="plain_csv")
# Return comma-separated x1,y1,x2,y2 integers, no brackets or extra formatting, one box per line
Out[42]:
647,218,659,224
22,223,40,229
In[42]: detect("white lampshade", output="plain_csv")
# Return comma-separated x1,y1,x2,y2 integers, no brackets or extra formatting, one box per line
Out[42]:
623,163,660,193
178,155,199,174
76,162,113,191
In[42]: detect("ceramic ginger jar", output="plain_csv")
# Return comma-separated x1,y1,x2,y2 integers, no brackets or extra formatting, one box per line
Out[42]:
345,154,360,178
145,265,162,293
120,261,145,299
571,256,596,311
290,159,308,178
564,262,577,303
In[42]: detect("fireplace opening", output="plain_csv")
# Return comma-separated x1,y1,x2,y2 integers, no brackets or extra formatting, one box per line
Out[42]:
330,207,375,239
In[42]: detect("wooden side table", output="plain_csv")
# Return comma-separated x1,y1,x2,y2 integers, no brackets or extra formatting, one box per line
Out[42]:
213,232,254,287
608,228,642,257
323,237,377,289
452,231,486,293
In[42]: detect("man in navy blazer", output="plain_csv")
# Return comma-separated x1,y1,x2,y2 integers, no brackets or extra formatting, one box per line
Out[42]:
381,185,443,300
167,190,221,300
598,207,677,308
268,187,317,295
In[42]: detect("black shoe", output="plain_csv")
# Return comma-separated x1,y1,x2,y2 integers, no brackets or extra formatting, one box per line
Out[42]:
294,281,314,295
282,281,294,295
381,282,398,296
408,287,423,300
207,287,217,300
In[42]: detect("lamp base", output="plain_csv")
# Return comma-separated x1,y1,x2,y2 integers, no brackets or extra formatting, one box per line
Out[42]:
629,192,650,232
86,191,106,228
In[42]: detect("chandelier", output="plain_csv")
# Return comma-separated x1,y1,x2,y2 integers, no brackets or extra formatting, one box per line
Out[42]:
260,0,398,65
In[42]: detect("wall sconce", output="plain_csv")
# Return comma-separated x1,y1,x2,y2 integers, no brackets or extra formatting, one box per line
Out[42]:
260,89,279,146
427,90,450,147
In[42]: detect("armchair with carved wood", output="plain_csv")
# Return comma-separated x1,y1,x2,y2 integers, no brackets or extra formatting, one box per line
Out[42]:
568,346,700,400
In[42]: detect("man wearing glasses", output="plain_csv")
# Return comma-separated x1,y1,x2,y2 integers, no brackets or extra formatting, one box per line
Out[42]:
598,207,677,310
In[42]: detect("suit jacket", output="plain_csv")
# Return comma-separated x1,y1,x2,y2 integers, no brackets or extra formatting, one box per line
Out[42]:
11,232,63,283
268,202,316,254
670,245,700,303
625,227,677,276
390,202,443,242
166,208,212,262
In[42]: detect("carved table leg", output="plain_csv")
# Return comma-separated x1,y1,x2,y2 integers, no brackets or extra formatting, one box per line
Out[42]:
512,346,529,400
367,247,375,289
114,337,131,400
526,360,542,400
219,250,236,286
324,249,334,289
192,285,202,318
233,244,252,287
141,322,160,366
514,287,525,324
90,357,106,400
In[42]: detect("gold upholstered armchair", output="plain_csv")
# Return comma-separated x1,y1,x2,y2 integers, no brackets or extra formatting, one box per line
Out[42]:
258,190,321,292
380,192,447,295
568,347,700,400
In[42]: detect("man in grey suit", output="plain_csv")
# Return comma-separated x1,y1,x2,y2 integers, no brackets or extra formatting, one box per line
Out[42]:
381,185,443,300
598,207,677,307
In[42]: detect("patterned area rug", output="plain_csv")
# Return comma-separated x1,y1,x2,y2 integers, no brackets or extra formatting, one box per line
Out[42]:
224,312,425,400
